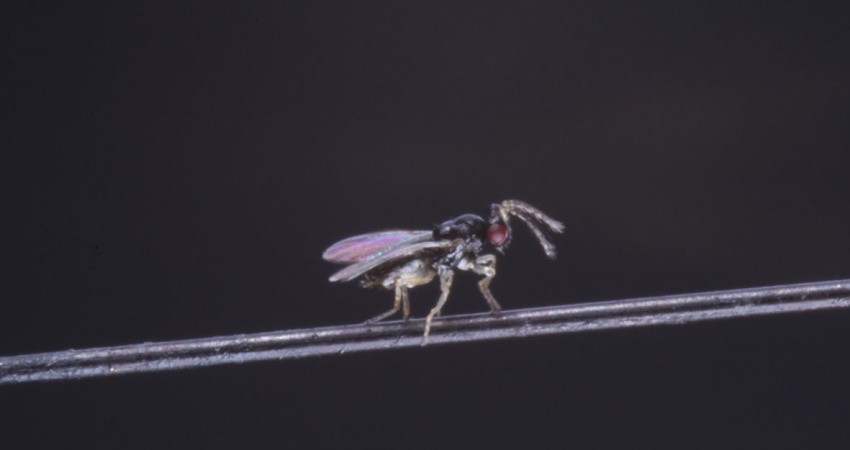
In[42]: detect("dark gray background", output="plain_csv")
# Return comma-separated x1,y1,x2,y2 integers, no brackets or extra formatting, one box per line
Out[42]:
3,1,850,448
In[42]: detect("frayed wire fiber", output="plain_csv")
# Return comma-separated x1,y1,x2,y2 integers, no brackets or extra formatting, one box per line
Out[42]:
2,279,850,385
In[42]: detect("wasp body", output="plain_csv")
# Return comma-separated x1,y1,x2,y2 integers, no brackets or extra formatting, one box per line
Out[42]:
323,200,564,343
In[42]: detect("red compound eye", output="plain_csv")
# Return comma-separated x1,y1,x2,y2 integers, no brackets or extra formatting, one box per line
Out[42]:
487,224,507,245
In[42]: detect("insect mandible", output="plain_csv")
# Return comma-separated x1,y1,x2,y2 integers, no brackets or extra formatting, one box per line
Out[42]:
323,200,564,344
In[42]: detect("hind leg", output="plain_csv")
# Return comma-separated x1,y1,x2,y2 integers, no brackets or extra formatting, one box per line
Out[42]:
366,283,407,324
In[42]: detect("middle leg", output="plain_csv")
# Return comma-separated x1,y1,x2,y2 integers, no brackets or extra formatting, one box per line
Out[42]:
472,254,502,314
423,267,454,344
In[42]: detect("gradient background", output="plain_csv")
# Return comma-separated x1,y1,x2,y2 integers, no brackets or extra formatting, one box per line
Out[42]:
3,2,850,448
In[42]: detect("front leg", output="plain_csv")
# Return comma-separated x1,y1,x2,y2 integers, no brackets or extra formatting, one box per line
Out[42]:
423,266,454,344
472,254,502,314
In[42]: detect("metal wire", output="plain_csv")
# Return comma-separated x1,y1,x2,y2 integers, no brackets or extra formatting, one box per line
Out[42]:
2,278,850,385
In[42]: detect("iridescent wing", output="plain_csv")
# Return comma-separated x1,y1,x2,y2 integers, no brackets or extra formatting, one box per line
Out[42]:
328,239,455,282
322,230,432,263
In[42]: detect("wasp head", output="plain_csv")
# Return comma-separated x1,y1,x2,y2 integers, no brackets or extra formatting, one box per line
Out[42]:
489,200,565,259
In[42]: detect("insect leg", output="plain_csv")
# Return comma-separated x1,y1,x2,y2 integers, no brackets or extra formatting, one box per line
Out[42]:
402,285,411,320
366,283,406,324
473,254,502,314
423,267,454,344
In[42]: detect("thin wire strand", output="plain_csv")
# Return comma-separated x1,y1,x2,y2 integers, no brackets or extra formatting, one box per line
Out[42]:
2,279,850,385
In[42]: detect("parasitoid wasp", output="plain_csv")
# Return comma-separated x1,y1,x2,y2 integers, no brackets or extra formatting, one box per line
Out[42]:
323,200,564,344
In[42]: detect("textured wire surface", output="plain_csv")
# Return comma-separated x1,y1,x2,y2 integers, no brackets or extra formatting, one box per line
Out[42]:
2,279,850,385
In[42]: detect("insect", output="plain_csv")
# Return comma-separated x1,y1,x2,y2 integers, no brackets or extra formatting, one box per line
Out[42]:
323,200,564,343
